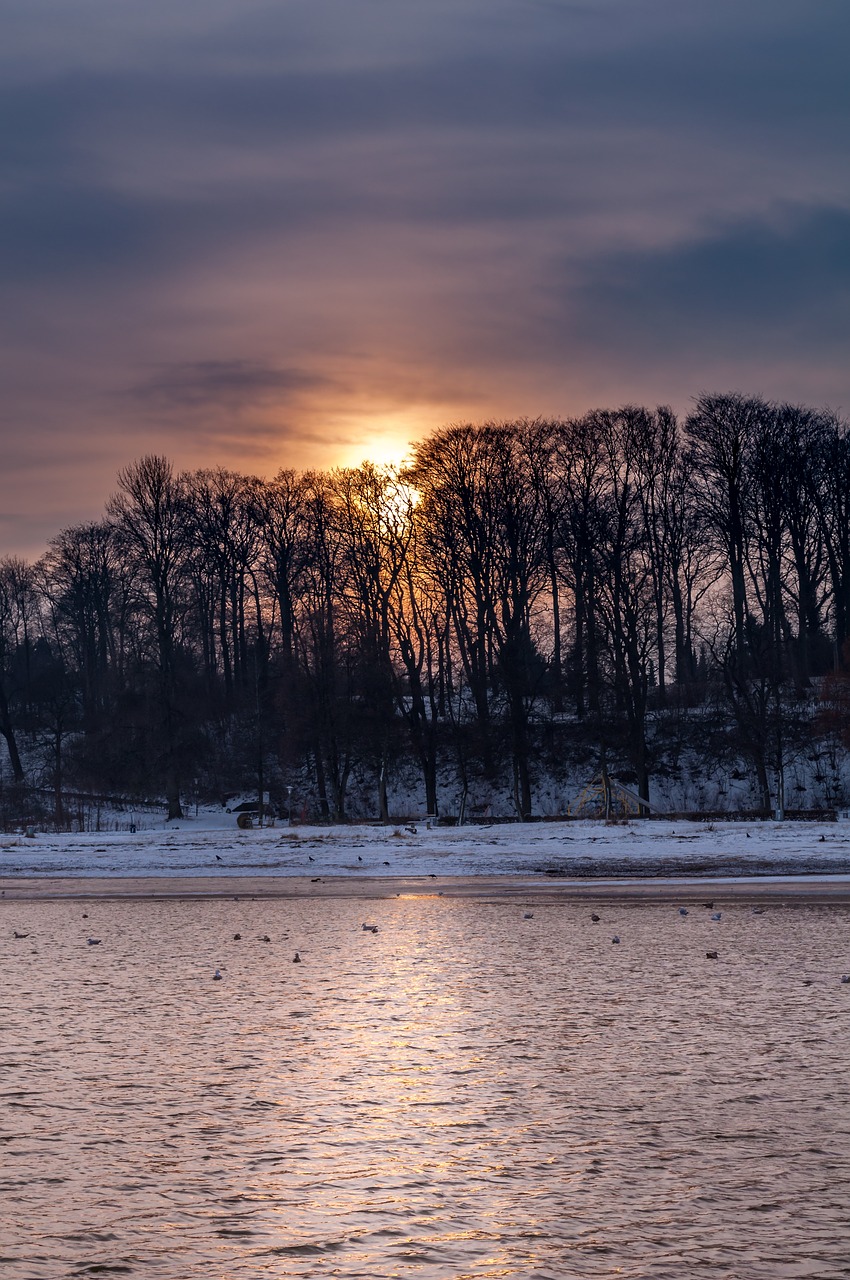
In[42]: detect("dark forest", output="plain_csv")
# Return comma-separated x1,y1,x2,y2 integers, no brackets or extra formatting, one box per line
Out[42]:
3,392,850,828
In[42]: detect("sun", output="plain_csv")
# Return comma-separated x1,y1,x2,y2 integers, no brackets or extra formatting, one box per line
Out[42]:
335,411,425,471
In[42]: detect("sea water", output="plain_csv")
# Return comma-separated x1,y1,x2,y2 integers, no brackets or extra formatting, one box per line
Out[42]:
2,893,849,1278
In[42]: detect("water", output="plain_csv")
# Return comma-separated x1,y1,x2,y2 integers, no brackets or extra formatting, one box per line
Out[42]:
2,893,850,1278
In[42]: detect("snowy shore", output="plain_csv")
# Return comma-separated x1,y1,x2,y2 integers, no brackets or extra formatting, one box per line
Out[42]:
1,815,850,890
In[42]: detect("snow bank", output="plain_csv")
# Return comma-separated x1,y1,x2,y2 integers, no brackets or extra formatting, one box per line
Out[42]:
1,815,849,880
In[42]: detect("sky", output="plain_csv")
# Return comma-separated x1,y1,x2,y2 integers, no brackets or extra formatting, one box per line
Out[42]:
1,0,849,558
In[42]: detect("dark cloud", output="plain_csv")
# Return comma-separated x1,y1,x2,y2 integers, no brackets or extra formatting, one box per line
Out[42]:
125,360,336,411
566,206,850,359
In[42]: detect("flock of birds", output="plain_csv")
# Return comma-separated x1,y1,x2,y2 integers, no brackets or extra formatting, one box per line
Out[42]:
197,899,845,981
9,899,850,986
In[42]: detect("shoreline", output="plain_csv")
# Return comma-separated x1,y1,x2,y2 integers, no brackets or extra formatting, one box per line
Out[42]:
4,872,850,904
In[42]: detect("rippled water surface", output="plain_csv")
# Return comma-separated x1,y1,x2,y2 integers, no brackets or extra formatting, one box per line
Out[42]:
2,893,850,1279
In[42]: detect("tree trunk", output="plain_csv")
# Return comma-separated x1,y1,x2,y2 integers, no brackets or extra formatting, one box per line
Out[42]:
0,682,24,782
378,752,390,822
314,749,330,820
754,754,771,814
165,765,182,821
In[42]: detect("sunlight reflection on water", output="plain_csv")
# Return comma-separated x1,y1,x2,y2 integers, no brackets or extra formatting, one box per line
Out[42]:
2,895,850,1278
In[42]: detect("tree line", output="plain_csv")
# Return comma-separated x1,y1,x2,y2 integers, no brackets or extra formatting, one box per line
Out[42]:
2,391,850,826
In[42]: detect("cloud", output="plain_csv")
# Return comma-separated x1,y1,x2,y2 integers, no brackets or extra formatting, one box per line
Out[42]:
125,360,335,411
566,205,850,360
0,0,848,555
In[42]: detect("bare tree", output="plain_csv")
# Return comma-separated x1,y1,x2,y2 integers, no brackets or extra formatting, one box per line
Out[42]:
807,414,850,657
0,557,34,782
411,423,550,819
686,393,769,655
38,521,121,733
107,456,187,819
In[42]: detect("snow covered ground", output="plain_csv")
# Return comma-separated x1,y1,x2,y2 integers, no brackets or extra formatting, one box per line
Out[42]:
1,812,850,881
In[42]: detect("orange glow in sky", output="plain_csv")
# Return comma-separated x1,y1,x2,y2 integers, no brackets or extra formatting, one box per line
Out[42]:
1,1,848,560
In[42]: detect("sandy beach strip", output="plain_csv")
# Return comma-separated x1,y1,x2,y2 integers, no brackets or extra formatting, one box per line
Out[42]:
3,873,850,904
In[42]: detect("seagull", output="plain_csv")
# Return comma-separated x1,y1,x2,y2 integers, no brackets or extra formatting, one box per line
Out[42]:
213,969,222,980
293,951,302,963
87,937,101,946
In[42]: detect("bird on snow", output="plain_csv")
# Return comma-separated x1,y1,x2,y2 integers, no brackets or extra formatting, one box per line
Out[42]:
706,951,718,960
213,969,222,980
13,931,28,939
293,951,302,963
679,907,689,917
362,923,379,933
841,975,850,984
87,937,101,946
590,913,601,923
405,825,417,835
711,912,722,921
612,935,620,944
260,935,271,943
233,933,241,940
357,855,363,863
523,912,534,919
